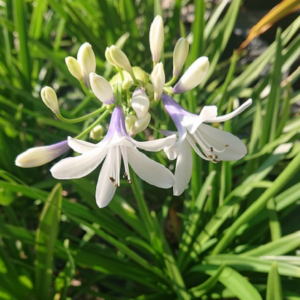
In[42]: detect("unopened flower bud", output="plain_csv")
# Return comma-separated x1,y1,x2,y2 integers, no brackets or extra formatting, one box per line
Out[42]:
125,114,137,133
173,38,189,77
122,78,133,90
15,141,69,168
151,62,165,101
109,46,132,73
90,73,115,104
90,125,103,140
149,15,164,63
105,47,117,67
132,67,149,88
130,89,149,118
173,56,209,94
77,43,96,82
129,113,151,135
65,57,83,81
41,86,60,114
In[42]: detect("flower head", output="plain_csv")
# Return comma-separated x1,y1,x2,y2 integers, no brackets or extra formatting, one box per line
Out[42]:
51,106,176,208
162,94,252,195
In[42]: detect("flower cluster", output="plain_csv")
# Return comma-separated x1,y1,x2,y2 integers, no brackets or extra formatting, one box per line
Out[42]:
16,16,252,208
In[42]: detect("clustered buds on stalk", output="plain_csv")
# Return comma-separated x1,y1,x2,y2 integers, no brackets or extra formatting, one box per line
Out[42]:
16,15,251,208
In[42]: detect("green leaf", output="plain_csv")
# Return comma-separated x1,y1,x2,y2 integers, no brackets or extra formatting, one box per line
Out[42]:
35,183,62,300
266,262,283,300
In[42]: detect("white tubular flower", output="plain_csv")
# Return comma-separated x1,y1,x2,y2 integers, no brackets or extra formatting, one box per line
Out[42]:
65,57,83,81
51,106,176,208
90,125,103,140
173,56,209,94
149,15,164,63
89,73,115,104
162,94,252,196
15,141,69,168
129,113,151,136
109,45,132,73
151,62,165,101
41,87,60,114
173,38,189,77
77,43,96,84
130,88,150,118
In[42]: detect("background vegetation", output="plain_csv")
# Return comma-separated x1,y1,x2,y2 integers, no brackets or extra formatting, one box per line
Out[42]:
1,0,300,299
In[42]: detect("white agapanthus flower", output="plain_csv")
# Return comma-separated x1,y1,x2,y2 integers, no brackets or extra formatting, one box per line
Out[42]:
161,94,252,196
51,106,176,208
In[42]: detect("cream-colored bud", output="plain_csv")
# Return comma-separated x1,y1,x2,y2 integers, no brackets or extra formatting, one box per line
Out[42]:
89,125,103,140
109,45,132,73
129,113,151,135
122,78,133,90
15,141,69,168
41,86,60,114
90,73,115,104
173,38,189,77
130,89,149,118
65,57,83,81
77,43,96,80
125,114,137,133
105,47,117,67
173,56,209,94
149,15,164,63
151,62,165,101
132,67,148,88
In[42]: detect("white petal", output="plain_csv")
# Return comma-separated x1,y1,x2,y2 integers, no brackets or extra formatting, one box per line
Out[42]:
96,151,117,208
197,124,247,160
68,137,99,153
50,148,106,179
127,148,175,188
173,140,193,196
164,132,187,160
135,134,176,152
184,106,218,134
205,99,252,123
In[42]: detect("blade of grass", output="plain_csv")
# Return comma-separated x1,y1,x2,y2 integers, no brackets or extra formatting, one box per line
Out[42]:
35,183,62,300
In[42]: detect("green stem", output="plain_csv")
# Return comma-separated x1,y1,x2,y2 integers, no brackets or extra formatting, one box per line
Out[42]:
165,76,178,87
80,80,94,97
57,106,107,123
75,110,110,139
130,171,154,238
